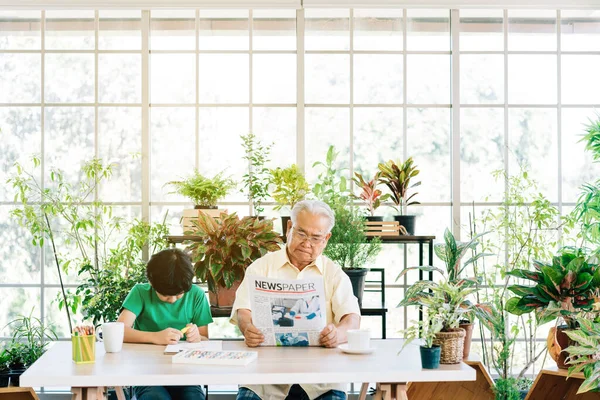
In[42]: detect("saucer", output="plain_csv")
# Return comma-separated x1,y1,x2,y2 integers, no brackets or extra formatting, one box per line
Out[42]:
338,343,375,355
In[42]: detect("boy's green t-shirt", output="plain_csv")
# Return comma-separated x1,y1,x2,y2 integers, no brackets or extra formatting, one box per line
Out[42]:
122,283,213,332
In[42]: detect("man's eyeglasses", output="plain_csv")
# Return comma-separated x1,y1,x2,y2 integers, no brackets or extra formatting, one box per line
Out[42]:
291,227,326,245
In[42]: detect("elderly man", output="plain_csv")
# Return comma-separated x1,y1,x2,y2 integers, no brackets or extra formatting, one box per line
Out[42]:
230,199,360,400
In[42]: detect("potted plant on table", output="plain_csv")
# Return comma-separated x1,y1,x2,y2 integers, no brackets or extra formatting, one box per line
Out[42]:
241,133,273,218
167,170,236,228
270,164,310,239
505,246,600,369
400,313,443,369
377,157,421,235
186,212,283,308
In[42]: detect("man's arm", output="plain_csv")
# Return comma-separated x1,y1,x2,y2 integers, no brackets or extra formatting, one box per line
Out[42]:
237,308,265,347
319,313,360,348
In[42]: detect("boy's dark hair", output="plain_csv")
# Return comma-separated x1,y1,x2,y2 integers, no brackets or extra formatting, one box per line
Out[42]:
146,248,195,296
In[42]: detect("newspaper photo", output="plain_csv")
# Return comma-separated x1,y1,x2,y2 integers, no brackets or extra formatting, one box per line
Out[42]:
247,275,327,347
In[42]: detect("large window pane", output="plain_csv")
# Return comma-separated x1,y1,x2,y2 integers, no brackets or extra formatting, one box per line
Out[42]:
407,55,450,104
353,9,403,51
253,54,296,104
305,54,349,104
562,55,600,105
561,10,600,51
0,289,40,336
461,108,504,203
99,54,141,104
150,54,195,104
407,108,451,202
45,288,83,338
45,54,94,103
199,54,249,104
253,107,296,169
0,54,40,103
459,9,503,51
98,107,142,202
0,206,40,284
45,10,94,50
305,9,349,51
150,10,195,51
561,108,600,203
253,9,295,51
0,10,41,50
150,107,195,202
508,10,556,51
354,54,403,105
508,55,556,104
353,107,403,178
460,54,503,104
99,10,142,50
508,108,558,201
407,9,450,51
199,9,248,51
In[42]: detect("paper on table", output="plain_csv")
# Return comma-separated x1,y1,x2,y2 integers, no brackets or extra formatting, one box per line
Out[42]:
164,340,223,355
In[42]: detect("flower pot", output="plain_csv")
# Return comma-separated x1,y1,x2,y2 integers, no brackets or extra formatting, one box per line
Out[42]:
459,321,474,359
343,268,369,307
548,325,575,369
208,280,242,308
9,368,26,387
0,372,9,388
433,328,465,364
393,215,416,235
420,345,441,369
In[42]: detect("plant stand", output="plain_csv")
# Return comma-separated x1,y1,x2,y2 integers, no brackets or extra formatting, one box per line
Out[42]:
525,368,600,400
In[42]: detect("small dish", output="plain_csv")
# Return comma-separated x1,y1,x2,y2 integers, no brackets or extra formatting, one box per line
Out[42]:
338,343,375,355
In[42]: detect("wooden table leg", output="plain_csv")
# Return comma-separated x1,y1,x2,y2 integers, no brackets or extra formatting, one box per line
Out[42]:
71,387,83,400
394,384,408,400
114,386,126,400
358,383,369,400
373,383,383,400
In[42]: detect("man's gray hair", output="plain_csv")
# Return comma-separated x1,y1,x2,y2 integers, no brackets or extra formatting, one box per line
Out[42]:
290,200,335,233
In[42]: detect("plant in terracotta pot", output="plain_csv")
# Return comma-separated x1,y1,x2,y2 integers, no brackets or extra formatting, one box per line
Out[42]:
324,204,381,306
241,133,273,218
377,157,421,235
352,171,390,222
186,212,283,308
270,164,310,238
505,246,600,369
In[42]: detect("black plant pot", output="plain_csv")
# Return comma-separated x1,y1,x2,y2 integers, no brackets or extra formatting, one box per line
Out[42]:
365,216,383,222
0,372,9,388
281,216,291,242
9,368,26,387
343,268,369,307
420,345,441,369
393,215,416,235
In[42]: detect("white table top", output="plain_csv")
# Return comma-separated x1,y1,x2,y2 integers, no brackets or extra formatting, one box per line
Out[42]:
21,340,475,387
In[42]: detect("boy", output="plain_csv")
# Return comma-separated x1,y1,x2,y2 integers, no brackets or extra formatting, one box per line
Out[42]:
118,248,213,400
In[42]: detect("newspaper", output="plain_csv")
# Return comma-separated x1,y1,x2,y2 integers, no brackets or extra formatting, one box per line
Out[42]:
248,275,327,347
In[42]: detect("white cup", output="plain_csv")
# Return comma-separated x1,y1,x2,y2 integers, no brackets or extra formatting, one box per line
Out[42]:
96,322,125,353
347,329,370,350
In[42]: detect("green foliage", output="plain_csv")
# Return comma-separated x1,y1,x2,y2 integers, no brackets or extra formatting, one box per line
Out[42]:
574,181,600,248
167,170,236,207
564,317,600,394
505,246,600,329
352,171,390,217
435,228,490,283
0,349,10,372
186,212,283,291
270,164,310,211
241,133,273,216
377,157,421,215
581,113,600,163
493,377,523,400
323,205,381,270
400,315,443,351
3,310,58,367
312,145,350,209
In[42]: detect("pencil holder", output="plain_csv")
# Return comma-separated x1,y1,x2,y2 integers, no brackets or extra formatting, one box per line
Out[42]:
72,335,95,364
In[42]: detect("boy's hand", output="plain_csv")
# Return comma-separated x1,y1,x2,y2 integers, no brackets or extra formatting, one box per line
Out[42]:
184,324,202,343
153,328,182,345
242,323,264,347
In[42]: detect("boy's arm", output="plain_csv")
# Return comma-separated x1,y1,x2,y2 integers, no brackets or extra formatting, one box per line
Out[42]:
117,309,182,345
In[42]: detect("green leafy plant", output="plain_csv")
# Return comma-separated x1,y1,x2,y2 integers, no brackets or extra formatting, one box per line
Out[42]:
312,145,350,209
186,212,283,292
493,378,523,400
324,205,381,270
167,170,236,208
400,314,443,352
0,350,9,373
435,228,490,284
377,157,421,215
241,133,273,216
505,246,600,330
352,172,390,217
4,310,58,367
564,317,600,394
270,164,310,212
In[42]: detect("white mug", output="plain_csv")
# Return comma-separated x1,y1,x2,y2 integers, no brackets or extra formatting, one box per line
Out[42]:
346,329,370,350
96,322,125,353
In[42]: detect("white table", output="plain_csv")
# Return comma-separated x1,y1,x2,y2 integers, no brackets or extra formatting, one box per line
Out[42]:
21,340,475,400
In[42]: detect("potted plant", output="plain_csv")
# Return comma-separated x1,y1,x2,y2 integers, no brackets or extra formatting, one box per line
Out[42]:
186,212,283,308
270,164,310,238
312,146,350,210
563,316,600,394
400,313,443,369
505,246,600,368
241,133,273,218
0,350,10,388
324,205,382,306
167,170,236,228
377,157,421,235
352,171,390,222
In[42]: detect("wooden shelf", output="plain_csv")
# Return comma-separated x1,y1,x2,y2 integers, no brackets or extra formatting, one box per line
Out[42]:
525,368,600,400
0,387,39,400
